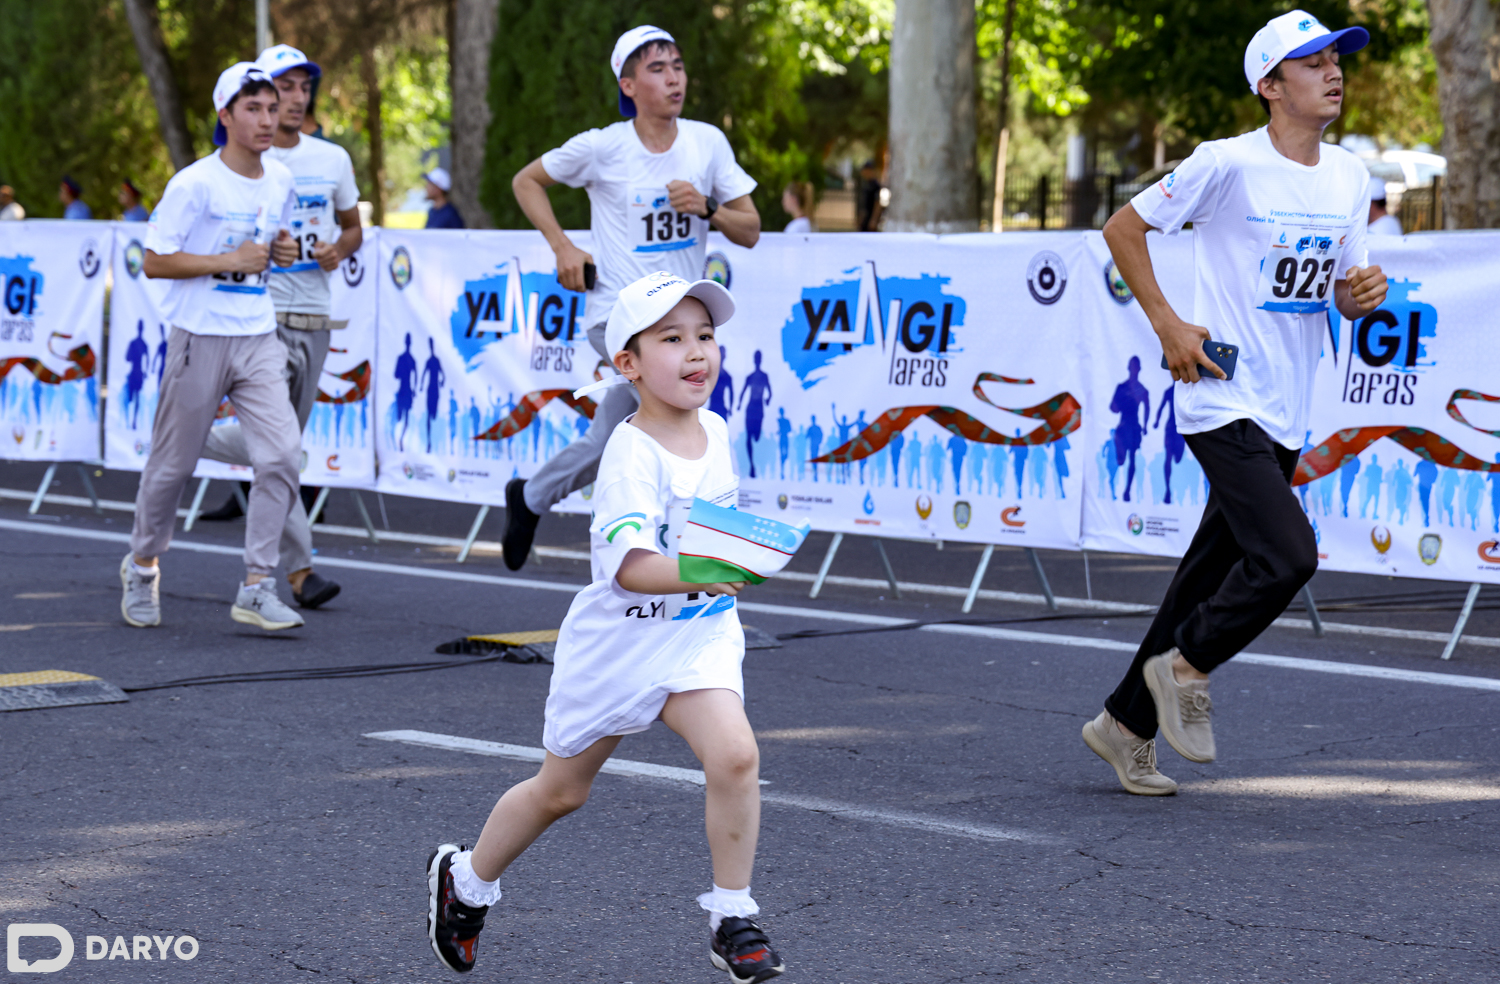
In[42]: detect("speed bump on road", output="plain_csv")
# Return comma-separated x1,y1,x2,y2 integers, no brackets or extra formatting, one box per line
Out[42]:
0,670,128,712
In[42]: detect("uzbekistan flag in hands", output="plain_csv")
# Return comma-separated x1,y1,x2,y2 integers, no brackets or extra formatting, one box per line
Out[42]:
678,498,811,585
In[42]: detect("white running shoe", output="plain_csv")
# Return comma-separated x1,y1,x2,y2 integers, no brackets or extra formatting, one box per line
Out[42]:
119,552,161,627
231,579,305,630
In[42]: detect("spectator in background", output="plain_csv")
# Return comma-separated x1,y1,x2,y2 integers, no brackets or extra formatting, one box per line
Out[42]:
424,167,465,229
0,185,22,221
782,181,815,233
60,176,91,219
856,159,884,231
119,179,149,221
1367,179,1402,235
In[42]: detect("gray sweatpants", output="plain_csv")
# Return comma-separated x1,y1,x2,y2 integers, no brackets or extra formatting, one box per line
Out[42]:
200,325,331,574
131,328,301,576
522,324,640,515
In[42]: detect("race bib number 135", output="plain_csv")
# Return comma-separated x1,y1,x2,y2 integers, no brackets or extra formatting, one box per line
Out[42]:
630,186,699,254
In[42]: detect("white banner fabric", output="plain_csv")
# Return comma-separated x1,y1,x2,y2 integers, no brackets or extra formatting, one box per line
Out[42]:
372,229,599,506
104,225,378,488
0,220,107,461
710,232,1086,548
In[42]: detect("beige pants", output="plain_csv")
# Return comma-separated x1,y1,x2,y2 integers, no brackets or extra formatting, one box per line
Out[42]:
199,325,331,573
130,328,301,575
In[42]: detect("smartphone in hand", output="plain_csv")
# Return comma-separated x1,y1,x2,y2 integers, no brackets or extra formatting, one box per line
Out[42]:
583,262,596,291
1163,340,1237,380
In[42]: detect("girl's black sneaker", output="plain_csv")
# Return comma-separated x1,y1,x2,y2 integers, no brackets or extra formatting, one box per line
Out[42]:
426,844,489,973
709,916,786,983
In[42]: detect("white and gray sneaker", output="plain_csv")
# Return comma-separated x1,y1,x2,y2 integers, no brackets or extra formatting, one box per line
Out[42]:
231,579,305,631
119,552,161,627
1082,711,1178,796
1143,650,1216,763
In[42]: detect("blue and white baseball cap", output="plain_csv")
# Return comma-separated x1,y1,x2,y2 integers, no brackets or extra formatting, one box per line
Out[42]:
256,43,322,80
212,62,273,147
610,25,676,118
1245,10,1369,93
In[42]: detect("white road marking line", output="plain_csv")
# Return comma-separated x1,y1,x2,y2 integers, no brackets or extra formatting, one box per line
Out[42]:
6,517,1500,694
10,487,1496,650
364,729,1057,845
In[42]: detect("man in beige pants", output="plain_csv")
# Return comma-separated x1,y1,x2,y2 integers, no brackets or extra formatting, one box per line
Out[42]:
121,62,306,631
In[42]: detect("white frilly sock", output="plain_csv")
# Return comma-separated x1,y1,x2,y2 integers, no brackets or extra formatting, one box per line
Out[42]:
696,884,758,933
449,850,504,908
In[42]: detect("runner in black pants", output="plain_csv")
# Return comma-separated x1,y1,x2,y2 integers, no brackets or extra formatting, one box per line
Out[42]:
1082,10,1390,795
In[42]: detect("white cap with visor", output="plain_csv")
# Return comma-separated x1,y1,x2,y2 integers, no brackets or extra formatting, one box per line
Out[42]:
212,62,274,147
1244,9,1369,93
574,271,735,399
610,25,676,118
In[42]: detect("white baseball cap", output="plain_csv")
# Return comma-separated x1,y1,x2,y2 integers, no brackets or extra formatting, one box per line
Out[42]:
610,25,676,118
424,168,452,192
1244,9,1369,93
257,43,322,79
212,62,274,147
1369,178,1388,202
575,271,734,398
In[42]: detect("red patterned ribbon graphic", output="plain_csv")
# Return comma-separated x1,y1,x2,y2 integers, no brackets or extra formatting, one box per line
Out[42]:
315,361,372,405
811,372,1082,464
474,388,597,442
0,343,96,385
1293,388,1500,485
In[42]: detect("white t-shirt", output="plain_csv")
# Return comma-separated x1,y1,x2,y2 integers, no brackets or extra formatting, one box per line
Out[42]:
266,136,359,315
541,119,757,328
145,152,297,337
1367,212,1403,236
542,409,744,759
1131,128,1369,449
783,216,812,234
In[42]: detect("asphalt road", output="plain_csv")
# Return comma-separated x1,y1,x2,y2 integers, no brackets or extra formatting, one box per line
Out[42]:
2,465,1498,983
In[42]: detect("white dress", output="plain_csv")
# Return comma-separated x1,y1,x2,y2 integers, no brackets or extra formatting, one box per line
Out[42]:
542,410,744,758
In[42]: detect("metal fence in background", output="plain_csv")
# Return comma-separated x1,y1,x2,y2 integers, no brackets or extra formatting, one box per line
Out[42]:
997,174,1147,231
1395,178,1443,232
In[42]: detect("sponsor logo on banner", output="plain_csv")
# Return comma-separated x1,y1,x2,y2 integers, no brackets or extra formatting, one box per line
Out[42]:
326,454,340,471
124,239,145,278
389,246,412,290
779,261,966,389
447,468,457,483
78,238,102,278
1340,280,1436,407
703,251,731,288
862,491,875,515
1371,525,1392,562
777,493,788,510
1479,540,1500,565
953,501,971,529
1128,513,1144,535
1418,533,1442,565
914,494,933,519
342,252,365,287
1026,250,1067,305
1001,506,1025,527
449,257,584,372
1103,259,1132,304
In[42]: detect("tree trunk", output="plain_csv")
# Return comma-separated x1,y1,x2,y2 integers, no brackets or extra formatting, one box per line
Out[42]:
450,0,499,228
1426,0,1500,228
121,0,195,172
887,0,979,233
989,0,1017,231
360,44,386,226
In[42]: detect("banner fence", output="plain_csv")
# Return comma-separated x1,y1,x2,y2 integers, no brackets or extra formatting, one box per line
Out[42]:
6,222,1498,589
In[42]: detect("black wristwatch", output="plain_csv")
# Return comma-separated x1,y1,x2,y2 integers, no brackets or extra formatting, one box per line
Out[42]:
701,196,719,220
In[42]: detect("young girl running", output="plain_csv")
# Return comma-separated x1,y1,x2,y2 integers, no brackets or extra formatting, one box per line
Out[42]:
425,271,786,983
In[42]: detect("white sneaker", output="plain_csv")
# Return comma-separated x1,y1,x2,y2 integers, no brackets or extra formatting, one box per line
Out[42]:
231,579,305,631
1082,711,1178,796
119,552,161,627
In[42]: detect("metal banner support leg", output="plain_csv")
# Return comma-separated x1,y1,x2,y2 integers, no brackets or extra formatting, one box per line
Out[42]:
872,539,901,600
350,491,379,543
457,505,490,564
232,483,249,512
28,463,57,514
1440,583,1483,661
1301,584,1324,638
1026,547,1058,611
74,465,102,514
962,544,995,614
809,532,844,599
307,486,331,527
183,477,211,531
